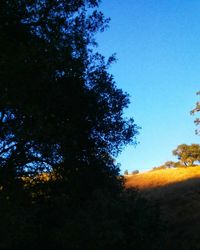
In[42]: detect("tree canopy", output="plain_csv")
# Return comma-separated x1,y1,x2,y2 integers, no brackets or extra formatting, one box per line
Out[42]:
0,1,165,249
0,0,139,192
173,144,200,166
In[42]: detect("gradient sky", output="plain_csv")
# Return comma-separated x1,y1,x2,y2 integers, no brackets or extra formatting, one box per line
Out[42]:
96,0,200,172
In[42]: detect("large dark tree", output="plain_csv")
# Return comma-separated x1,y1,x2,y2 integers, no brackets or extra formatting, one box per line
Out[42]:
0,0,138,192
0,1,165,249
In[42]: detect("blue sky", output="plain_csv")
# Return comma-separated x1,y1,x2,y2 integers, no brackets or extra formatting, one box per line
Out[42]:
96,0,200,172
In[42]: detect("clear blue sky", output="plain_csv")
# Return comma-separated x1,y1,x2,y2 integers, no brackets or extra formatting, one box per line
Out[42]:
96,0,200,172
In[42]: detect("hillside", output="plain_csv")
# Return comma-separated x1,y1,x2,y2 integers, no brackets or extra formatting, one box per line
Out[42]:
126,166,200,189
125,166,200,250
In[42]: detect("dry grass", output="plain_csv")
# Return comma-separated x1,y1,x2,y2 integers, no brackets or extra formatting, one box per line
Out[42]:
125,166,200,250
125,166,200,189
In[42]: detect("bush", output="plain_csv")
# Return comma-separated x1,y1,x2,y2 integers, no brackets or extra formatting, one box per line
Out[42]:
124,170,129,175
152,165,167,171
153,161,178,171
132,170,139,175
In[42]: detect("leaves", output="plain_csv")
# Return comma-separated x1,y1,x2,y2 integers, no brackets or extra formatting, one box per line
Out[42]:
0,0,139,192
173,144,200,166
191,91,200,135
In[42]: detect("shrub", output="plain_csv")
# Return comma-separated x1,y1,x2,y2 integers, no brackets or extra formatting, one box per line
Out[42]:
132,170,139,175
124,170,129,175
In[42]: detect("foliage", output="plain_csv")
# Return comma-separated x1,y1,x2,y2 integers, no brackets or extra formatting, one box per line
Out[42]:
164,161,177,168
124,170,129,175
191,91,200,135
0,1,164,249
153,144,200,171
0,0,139,191
173,144,200,166
132,169,139,174
153,165,168,171
153,161,178,171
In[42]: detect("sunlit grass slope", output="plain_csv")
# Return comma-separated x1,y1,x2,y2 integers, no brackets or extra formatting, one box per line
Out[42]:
125,166,200,189
125,166,200,250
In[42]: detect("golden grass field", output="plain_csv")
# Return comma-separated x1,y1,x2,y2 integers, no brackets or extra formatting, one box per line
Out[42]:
125,166,200,189
125,166,200,250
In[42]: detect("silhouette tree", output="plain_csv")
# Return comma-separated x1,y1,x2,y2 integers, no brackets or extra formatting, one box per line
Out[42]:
0,2,165,250
191,91,200,135
0,0,139,192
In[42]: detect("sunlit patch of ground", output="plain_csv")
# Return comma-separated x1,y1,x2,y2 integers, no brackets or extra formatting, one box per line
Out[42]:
125,166,200,189
125,166,200,250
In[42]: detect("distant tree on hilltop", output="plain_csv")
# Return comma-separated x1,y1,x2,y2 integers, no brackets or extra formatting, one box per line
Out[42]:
173,144,200,166
153,161,177,171
164,161,177,168
132,170,139,174
124,170,129,175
